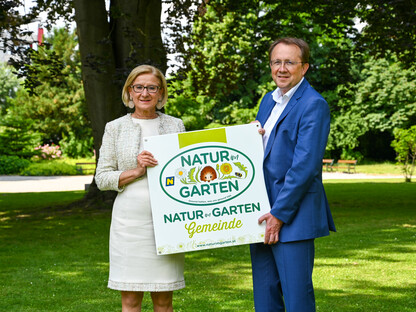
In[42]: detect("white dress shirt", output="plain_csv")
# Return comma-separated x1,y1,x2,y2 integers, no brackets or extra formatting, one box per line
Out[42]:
262,78,304,150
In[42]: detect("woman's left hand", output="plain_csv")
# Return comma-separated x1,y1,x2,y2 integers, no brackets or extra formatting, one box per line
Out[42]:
117,151,158,188
137,150,158,169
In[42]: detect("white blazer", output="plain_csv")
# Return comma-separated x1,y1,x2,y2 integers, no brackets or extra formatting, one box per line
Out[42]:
95,112,185,192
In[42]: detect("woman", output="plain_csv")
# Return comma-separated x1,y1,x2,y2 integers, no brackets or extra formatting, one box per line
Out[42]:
95,65,185,312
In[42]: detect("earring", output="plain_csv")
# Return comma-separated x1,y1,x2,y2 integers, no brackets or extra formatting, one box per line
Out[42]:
156,99,163,109
128,99,134,109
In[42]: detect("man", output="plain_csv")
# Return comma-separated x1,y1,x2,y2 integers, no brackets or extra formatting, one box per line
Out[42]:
250,37,336,312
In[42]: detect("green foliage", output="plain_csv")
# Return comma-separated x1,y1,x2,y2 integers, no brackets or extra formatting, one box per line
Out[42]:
6,28,93,158
2,0,415,174
0,155,31,174
60,131,94,158
166,3,272,130
355,0,416,64
339,149,364,163
391,126,416,182
0,113,42,159
166,1,358,130
258,2,357,96
166,1,415,161
20,161,78,176
328,56,416,158
0,62,21,115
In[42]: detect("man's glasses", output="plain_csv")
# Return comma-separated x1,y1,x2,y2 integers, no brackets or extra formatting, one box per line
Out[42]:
131,84,160,94
270,60,304,68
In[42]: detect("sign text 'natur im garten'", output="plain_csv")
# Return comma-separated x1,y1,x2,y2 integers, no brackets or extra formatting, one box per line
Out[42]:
144,124,270,255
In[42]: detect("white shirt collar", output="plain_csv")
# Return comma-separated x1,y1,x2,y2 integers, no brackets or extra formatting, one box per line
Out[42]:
271,77,304,103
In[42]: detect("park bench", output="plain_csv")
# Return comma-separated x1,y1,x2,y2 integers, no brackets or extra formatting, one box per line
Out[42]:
322,159,334,171
335,159,357,173
75,162,96,174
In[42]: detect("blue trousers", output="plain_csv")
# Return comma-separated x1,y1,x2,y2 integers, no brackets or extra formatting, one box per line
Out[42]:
250,239,315,312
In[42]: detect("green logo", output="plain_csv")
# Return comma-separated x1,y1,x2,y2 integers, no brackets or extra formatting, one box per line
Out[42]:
160,145,255,206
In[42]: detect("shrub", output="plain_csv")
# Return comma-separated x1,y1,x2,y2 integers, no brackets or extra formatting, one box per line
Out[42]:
59,132,94,158
340,149,364,162
34,144,62,160
0,114,42,159
20,161,78,176
0,155,31,174
391,126,416,182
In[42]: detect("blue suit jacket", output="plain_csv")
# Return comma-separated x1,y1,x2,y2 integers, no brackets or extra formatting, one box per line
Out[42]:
257,79,336,242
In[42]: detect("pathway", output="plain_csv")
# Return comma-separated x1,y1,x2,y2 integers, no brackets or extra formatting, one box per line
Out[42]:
0,173,406,193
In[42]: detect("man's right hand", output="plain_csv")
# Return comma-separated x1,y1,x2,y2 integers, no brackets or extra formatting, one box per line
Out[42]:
250,120,265,135
258,212,284,245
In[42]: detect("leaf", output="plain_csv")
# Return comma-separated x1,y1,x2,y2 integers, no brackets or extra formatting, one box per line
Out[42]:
216,163,221,178
180,178,190,184
187,167,198,183
234,162,248,177
195,166,202,183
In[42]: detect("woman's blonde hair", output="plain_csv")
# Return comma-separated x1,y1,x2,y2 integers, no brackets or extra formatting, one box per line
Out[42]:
121,65,168,110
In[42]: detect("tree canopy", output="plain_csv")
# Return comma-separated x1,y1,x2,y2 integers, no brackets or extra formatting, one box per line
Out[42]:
355,0,416,63
1,0,168,202
164,0,416,160
7,28,93,157
0,62,21,114
328,55,416,159
166,0,359,130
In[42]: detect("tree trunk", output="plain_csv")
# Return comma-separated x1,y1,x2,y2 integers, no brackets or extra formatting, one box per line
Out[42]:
110,0,167,73
74,0,125,154
73,0,165,206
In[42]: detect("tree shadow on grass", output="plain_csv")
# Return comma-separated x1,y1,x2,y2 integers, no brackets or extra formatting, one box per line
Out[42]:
1,192,254,311
316,279,416,312
179,245,255,311
2,182,415,311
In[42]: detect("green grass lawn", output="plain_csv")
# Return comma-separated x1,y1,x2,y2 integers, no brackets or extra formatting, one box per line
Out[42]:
322,160,404,175
1,181,415,311
354,161,403,175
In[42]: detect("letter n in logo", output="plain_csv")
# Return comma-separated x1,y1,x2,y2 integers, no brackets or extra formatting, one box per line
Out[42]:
165,176,175,186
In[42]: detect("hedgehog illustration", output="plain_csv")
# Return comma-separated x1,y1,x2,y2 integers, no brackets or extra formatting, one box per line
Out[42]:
200,165,217,182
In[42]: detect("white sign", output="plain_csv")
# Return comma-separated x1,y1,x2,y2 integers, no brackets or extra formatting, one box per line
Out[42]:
144,124,270,255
